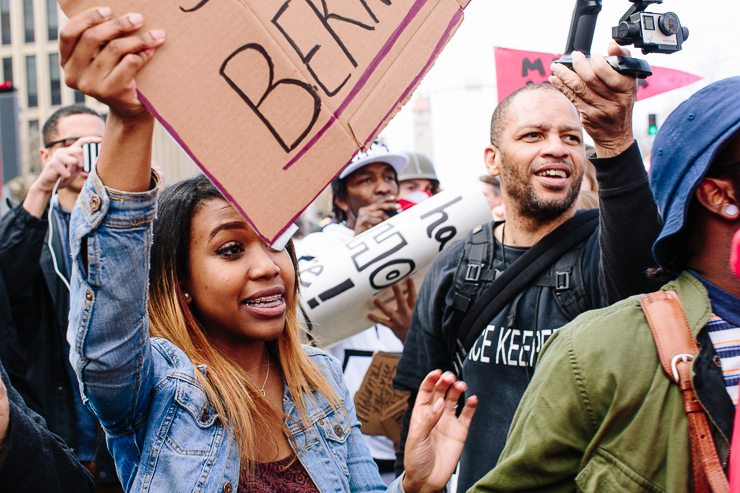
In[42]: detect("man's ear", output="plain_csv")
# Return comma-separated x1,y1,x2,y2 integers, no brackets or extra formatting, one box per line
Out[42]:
484,145,502,177
39,147,50,166
695,177,739,220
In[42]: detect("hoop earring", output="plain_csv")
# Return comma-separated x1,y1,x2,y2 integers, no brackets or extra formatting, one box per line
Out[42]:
726,205,739,217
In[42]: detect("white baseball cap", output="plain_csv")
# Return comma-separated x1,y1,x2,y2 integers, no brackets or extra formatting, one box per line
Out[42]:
338,140,408,179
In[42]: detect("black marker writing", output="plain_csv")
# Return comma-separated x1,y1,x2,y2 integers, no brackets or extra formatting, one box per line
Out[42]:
220,44,321,153
180,0,211,12
359,0,392,23
272,0,390,96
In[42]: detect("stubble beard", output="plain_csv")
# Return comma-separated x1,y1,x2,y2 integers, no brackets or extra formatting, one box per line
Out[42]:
500,153,583,224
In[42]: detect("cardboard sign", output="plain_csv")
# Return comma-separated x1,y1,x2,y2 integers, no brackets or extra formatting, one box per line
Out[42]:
494,47,701,103
353,352,409,448
57,0,470,243
299,187,491,346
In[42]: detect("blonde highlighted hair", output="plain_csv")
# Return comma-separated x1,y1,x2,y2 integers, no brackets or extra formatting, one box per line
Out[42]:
147,175,341,474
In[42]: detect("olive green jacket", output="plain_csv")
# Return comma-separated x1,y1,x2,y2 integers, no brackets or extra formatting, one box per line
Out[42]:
471,272,730,493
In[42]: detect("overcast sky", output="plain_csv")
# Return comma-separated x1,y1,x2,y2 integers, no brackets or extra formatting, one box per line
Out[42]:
378,0,740,191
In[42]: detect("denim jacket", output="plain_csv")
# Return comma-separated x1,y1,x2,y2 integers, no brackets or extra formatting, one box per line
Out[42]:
67,169,406,493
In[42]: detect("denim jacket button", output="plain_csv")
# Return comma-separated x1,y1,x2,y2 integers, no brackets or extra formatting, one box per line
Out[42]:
90,194,101,212
318,419,324,425
334,424,343,435
86,291,93,301
223,482,233,493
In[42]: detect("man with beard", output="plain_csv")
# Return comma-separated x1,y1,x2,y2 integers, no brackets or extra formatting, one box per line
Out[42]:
392,47,664,490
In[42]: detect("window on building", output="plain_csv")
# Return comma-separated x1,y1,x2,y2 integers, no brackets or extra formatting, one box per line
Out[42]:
23,0,34,43
2,57,12,85
1,0,10,45
26,55,37,107
49,53,60,105
46,0,57,40
74,90,85,104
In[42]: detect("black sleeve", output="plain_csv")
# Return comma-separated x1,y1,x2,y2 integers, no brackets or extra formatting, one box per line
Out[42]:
0,362,94,492
393,241,462,393
394,390,416,477
593,141,664,305
0,206,48,313
0,272,43,416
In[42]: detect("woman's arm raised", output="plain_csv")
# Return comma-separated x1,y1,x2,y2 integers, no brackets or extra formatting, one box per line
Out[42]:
62,8,165,433
60,7,164,192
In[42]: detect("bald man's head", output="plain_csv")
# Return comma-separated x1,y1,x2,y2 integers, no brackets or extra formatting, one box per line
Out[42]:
490,83,566,148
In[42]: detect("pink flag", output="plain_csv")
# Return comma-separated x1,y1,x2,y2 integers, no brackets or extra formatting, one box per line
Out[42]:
493,47,701,103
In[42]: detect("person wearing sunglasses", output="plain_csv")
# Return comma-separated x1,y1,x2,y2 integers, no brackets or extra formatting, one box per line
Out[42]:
0,104,124,491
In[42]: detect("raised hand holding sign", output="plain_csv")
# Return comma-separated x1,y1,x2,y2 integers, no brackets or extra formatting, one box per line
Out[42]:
56,0,470,243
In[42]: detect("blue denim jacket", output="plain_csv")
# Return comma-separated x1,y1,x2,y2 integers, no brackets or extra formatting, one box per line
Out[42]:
67,170,406,493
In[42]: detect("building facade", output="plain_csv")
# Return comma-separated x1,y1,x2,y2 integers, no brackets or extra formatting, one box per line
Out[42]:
0,0,200,196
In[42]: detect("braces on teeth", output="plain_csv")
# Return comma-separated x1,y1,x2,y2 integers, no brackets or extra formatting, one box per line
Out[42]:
244,294,283,307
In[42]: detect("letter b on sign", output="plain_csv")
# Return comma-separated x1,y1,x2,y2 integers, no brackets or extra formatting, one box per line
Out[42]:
220,44,321,152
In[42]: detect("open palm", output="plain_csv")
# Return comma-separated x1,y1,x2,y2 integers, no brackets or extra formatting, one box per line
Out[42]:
403,370,477,493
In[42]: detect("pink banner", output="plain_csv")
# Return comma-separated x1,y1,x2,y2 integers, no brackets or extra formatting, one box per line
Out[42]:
494,47,701,103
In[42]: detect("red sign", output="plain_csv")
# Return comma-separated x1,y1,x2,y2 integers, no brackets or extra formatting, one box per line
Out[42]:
494,47,701,103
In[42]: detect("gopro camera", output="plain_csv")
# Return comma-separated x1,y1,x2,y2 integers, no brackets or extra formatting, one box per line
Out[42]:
555,0,688,79
82,142,100,173
613,8,688,55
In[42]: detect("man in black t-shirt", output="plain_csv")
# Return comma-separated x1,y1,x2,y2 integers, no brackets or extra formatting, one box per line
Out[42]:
393,46,664,491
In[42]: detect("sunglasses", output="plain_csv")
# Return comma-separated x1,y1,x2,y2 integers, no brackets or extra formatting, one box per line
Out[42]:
44,136,81,148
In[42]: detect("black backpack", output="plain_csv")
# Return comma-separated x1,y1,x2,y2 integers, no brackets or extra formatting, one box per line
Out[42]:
443,210,600,376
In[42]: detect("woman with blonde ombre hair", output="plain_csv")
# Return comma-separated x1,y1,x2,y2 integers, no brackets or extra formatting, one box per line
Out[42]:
62,7,476,493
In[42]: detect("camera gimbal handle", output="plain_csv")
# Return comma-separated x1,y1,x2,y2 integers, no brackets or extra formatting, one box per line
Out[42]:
555,0,653,79
562,0,602,58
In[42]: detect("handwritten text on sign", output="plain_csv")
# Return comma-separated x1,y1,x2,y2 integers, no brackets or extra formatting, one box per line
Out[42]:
57,0,469,243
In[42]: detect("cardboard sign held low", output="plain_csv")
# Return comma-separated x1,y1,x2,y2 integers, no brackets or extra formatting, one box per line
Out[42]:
354,352,409,448
299,187,491,346
57,0,470,243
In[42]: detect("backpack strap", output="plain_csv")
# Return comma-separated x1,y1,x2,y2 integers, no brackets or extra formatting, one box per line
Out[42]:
446,223,495,373
640,290,729,493
451,222,497,314
531,242,592,320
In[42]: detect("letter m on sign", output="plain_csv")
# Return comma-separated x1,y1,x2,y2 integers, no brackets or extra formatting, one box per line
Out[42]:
521,58,544,77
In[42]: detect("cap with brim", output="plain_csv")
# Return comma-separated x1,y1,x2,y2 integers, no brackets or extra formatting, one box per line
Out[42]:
338,141,408,179
650,76,740,266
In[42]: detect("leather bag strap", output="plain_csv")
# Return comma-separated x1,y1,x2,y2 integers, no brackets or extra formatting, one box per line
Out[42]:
640,290,729,493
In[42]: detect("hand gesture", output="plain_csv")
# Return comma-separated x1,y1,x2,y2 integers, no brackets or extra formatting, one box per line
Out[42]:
354,197,399,234
23,136,102,218
60,7,165,122
550,43,638,158
403,371,477,493
40,137,101,191
0,375,9,462
368,277,417,343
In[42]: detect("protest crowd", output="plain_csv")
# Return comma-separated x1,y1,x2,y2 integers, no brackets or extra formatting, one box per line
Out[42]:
1,4,740,493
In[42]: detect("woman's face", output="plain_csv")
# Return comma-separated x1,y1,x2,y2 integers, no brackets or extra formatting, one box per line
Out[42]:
184,199,295,349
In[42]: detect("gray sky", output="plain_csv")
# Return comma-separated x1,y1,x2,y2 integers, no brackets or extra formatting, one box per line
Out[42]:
379,0,740,191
